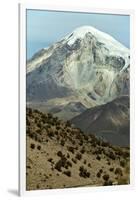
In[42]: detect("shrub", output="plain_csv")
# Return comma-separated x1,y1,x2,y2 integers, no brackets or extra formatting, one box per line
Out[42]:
96,155,101,161
76,134,81,140
34,109,40,114
79,140,83,146
55,161,62,172
75,153,82,160
115,168,123,176
96,140,101,146
60,139,65,146
96,169,103,178
51,122,55,126
63,170,71,177
79,166,90,178
47,131,54,138
103,174,109,181
29,132,34,139
101,141,110,147
88,163,91,168
96,172,101,178
75,146,78,150
57,151,63,157
26,118,30,126
99,169,103,173
36,184,40,189
30,143,35,149
48,113,52,118
83,160,87,164
37,145,41,150
36,129,41,135
37,122,42,128
72,140,76,145
66,128,70,133
120,160,125,167
46,124,51,129
109,168,114,172
55,157,67,171
66,160,72,167
34,134,38,141
28,108,32,116
72,158,77,164
67,146,75,154
84,135,88,141
67,153,70,158
108,151,116,160
103,180,113,186
80,148,85,154
66,120,71,127
65,165,68,169
94,148,103,155
57,136,60,141
92,142,97,148
56,126,60,130
55,131,58,135
48,158,53,163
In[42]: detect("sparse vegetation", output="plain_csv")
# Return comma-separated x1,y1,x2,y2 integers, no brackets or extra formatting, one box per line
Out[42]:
103,180,113,186
67,146,75,154
120,160,125,167
48,158,53,163
79,166,90,178
37,145,41,150
26,108,130,190
88,163,91,168
67,153,70,158
60,139,65,146
83,159,87,164
109,168,114,172
103,174,109,181
30,143,35,149
96,155,101,161
96,172,101,178
63,170,71,177
57,151,63,157
75,153,82,160
115,168,123,176
72,158,77,164
80,148,85,154
96,169,103,178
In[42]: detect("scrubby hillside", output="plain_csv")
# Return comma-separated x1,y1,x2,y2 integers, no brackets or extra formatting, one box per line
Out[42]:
26,108,130,190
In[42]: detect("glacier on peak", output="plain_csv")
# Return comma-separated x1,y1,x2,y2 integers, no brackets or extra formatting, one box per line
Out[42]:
66,26,128,51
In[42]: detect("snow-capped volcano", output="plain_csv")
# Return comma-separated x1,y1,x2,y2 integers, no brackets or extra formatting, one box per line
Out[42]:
27,26,130,120
65,26,128,53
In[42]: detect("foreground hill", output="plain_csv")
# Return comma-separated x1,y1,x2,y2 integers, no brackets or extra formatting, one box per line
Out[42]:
26,108,130,190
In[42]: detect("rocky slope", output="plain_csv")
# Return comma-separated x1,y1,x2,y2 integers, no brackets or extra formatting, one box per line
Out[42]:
71,96,129,147
27,26,130,120
26,108,130,190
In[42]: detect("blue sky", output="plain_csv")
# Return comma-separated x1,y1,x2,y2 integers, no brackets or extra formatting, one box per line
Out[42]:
27,9,130,59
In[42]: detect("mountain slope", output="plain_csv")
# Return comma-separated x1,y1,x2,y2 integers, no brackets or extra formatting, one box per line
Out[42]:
26,108,130,190
71,96,129,147
27,26,130,120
